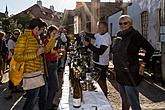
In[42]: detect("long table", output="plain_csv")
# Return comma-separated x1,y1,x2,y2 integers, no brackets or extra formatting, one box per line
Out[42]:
58,66,113,110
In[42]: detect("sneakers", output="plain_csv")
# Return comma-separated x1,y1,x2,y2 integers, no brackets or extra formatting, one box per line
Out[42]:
4,87,24,100
12,87,24,93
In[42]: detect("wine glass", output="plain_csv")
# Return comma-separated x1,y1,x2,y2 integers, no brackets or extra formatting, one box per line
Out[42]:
58,45,65,56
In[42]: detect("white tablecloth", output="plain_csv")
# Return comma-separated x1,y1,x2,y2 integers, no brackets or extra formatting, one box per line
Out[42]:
58,66,113,110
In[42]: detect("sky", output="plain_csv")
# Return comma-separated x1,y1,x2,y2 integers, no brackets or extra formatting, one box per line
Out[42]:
0,0,129,16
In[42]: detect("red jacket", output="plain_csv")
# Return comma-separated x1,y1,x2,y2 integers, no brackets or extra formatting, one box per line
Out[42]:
43,39,58,62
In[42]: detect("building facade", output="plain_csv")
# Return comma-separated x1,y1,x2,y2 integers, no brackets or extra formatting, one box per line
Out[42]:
11,0,63,27
108,0,161,49
62,9,75,34
108,0,165,83
73,0,122,34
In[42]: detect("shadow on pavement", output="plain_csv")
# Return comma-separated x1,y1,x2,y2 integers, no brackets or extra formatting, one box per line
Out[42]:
107,74,165,103
138,79,165,102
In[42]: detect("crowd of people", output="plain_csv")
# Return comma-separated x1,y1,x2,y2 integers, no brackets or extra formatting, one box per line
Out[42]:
0,18,69,110
0,14,155,110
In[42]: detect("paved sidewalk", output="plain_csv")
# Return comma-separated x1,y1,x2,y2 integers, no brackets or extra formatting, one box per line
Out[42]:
107,78,165,110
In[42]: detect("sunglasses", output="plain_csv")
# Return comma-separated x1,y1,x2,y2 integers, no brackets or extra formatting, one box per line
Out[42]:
13,32,20,35
119,22,128,25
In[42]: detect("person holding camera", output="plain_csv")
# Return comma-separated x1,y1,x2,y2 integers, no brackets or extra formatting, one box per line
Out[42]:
84,21,111,97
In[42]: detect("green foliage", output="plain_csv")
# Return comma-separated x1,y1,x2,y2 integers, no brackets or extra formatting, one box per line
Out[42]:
1,18,10,32
1,15,32,32
12,15,32,29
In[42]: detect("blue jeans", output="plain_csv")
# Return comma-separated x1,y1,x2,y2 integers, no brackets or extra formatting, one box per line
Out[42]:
119,84,141,110
38,84,48,110
23,84,47,110
47,61,59,109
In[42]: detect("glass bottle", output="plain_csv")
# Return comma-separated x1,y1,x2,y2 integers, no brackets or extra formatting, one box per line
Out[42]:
73,70,82,108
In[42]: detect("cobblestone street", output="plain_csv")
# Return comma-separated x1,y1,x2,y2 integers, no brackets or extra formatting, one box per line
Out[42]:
107,77,165,110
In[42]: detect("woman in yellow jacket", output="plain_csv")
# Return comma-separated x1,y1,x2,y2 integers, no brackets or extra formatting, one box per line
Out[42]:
14,18,55,110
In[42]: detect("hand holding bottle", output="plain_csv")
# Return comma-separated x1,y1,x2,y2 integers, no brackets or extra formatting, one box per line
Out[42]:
139,61,145,75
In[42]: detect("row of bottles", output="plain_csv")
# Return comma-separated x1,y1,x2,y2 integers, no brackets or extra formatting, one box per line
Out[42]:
68,43,93,108
69,47,82,108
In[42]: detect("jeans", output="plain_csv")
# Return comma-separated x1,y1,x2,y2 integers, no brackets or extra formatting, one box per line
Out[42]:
23,88,39,110
119,84,141,110
23,82,47,110
39,84,48,110
47,61,59,109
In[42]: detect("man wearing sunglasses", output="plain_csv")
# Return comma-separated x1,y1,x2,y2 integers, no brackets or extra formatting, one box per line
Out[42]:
112,15,154,110
8,29,21,61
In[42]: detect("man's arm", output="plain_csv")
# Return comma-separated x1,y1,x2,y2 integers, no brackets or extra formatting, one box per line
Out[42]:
88,43,108,55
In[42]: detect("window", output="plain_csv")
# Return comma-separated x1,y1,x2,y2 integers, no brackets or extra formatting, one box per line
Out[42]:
141,11,149,39
160,0,165,26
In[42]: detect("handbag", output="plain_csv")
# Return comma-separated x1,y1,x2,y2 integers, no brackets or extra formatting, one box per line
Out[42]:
22,70,45,90
9,57,25,86
9,35,29,86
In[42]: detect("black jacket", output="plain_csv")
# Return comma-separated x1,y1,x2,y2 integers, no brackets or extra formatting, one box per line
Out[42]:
112,27,154,86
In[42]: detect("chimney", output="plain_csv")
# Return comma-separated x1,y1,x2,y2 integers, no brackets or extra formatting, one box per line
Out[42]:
37,0,42,7
50,5,54,11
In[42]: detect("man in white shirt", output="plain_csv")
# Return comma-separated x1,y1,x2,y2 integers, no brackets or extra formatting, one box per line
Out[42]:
84,21,111,97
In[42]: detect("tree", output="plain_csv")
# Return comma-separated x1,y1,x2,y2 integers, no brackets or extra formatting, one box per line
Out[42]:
1,18,10,32
1,15,32,32
11,15,32,29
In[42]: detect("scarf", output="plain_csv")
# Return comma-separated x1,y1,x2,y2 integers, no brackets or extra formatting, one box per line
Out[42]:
117,26,134,38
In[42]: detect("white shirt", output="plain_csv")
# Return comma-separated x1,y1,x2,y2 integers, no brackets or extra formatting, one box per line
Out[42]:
7,39,16,59
93,32,111,65
60,33,67,43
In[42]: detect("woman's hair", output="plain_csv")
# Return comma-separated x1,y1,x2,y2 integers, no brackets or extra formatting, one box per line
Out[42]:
46,25,58,38
0,31,6,38
119,15,133,25
28,18,47,30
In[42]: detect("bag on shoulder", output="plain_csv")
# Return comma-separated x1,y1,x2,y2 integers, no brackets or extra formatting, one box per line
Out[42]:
9,57,24,86
22,70,45,90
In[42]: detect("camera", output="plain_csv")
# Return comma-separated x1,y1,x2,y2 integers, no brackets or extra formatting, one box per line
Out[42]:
84,33,95,42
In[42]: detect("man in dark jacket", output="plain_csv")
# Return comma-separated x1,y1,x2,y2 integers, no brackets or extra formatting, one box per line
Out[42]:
112,15,154,110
